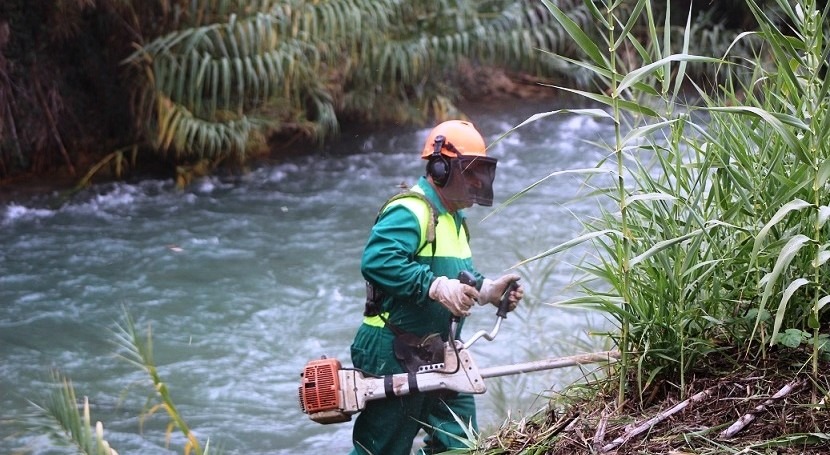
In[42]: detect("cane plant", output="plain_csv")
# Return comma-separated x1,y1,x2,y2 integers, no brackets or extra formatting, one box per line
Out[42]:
112,312,210,455
514,0,727,406
709,0,830,389
501,0,830,408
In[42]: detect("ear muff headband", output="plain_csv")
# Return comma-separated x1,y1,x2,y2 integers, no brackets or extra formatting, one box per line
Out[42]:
427,135,451,187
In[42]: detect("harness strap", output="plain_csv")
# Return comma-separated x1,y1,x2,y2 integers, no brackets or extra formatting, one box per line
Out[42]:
361,312,408,339
375,190,439,255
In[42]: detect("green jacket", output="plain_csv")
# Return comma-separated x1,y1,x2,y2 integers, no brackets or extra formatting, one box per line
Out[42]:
361,176,484,338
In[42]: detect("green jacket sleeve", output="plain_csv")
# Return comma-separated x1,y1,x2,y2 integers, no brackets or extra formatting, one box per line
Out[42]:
360,204,434,304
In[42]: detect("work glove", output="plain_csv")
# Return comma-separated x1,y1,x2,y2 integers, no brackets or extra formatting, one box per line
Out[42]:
478,274,524,312
429,276,479,317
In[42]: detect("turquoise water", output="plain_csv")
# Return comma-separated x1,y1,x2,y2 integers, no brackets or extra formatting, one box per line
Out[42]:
0,102,615,454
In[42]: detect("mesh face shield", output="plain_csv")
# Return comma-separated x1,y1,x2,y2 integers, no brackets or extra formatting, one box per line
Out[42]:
442,155,498,207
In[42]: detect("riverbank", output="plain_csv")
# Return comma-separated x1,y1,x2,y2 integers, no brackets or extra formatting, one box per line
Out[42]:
483,346,830,454
5,107,825,455
0,85,564,206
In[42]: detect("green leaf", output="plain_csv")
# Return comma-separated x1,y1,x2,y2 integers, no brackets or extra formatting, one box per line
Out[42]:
623,192,677,208
772,277,809,342
485,167,612,221
488,108,615,150
618,54,722,93
813,247,830,267
707,106,809,163
541,0,607,68
511,229,622,269
775,328,805,348
621,120,678,148
817,158,830,188
818,206,830,227
757,235,811,343
808,312,820,329
630,229,701,268
752,199,813,260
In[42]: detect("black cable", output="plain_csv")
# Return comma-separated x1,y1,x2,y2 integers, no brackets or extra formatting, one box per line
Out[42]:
444,318,462,375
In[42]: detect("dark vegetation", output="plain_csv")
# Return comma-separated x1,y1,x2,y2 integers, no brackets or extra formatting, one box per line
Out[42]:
1,0,752,189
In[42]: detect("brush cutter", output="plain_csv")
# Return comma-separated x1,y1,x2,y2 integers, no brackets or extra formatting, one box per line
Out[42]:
298,272,619,424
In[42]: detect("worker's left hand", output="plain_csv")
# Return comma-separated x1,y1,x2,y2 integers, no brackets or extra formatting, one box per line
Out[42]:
478,274,523,312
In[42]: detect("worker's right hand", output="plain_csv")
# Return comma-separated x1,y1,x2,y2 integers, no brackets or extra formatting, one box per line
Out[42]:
429,276,479,317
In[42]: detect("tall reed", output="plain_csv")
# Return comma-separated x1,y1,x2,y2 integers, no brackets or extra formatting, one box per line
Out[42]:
703,0,830,386
26,371,118,455
27,313,216,455
508,0,830,406
529,0,723,404
25,311,215,454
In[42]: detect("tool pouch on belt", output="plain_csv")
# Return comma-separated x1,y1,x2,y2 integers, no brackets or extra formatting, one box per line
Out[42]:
392,331,445,373
365,280,445,373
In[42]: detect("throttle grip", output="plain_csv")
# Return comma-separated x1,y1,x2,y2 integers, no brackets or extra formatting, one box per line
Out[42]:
496,280,519,319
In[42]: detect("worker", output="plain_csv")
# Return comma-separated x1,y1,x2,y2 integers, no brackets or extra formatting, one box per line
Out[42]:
350,120,525,455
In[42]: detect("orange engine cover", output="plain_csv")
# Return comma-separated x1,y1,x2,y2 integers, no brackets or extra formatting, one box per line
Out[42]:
298,358,342,415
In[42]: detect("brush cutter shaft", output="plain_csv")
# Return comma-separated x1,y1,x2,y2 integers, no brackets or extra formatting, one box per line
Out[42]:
479,351,620,379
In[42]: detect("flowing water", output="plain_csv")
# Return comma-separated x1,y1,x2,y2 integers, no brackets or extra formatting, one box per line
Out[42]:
0,101,616,454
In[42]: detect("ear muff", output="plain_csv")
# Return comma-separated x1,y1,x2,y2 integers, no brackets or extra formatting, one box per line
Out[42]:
427,155,450,187
426,135,451,187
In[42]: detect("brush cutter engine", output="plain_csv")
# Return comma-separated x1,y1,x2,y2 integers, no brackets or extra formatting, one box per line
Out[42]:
298,340,486,424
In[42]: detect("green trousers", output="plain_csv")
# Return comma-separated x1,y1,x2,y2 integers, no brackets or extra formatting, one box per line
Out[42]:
349,324,478,455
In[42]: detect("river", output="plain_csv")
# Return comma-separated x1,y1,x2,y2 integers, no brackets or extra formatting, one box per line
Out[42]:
0,101,616,454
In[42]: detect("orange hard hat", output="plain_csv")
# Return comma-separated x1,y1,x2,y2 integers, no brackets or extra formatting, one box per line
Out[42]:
421,120,487,159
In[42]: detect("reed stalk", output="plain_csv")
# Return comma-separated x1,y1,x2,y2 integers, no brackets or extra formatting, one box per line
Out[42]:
112,312,206,455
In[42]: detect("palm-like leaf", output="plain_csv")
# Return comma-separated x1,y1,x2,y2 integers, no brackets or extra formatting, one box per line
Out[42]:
122,0,601,164
26,371,117,455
